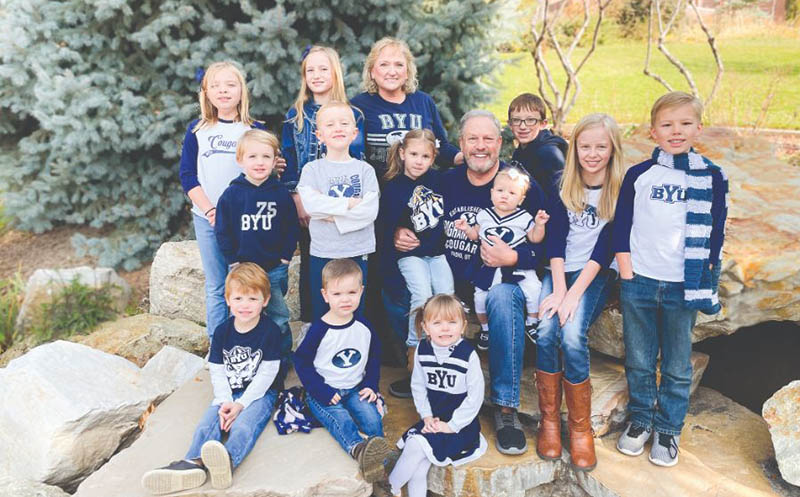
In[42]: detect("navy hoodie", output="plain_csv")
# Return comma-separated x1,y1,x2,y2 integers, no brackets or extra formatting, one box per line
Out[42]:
509,129,568,195
215,174,299,271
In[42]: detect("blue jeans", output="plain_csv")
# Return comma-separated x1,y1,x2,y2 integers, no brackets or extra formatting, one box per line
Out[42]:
486,283,526,408
185,390,277,468
265,263,292,356
621,273,697,436
193,213,228,338
309,255,368,320
397,255,455,347
306,386,384,454
383,287,411,348
536,269,616,384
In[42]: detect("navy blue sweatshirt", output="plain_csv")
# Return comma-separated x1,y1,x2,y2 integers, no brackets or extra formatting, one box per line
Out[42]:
509,129,567,195
214,174,299,271
351,91,459,178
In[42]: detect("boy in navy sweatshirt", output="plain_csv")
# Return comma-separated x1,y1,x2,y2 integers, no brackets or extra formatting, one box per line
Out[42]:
293,258,391,484
507,93,567,195
613,92,728,468
215,130,299,355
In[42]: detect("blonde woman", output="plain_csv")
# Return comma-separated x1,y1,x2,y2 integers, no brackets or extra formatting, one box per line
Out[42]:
534,113,625,472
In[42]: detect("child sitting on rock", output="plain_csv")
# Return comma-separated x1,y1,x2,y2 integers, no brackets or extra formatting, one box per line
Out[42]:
141,263,283,494
293,258,391,484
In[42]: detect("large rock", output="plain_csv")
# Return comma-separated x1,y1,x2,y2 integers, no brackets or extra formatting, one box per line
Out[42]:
481,351,709,437
149,241,206,324
0,477,72,497
149,242,302,325
762,380,800,486
76,369,372,497
72,313,209,367
0,341,202,491
588,128,800,358
15,266,131,333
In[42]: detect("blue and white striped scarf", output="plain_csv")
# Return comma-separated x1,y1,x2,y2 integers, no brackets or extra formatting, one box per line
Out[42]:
653,147,727,314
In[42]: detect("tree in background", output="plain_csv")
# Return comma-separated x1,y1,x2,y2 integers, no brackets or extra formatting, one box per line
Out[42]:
0,0,503,269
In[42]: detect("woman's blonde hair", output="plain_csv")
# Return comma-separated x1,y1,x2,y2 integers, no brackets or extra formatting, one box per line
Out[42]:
413,294,467,340
559,113,624,221
290,46,349,133
361,37,418,95
384,129,438,181
193,61,254,132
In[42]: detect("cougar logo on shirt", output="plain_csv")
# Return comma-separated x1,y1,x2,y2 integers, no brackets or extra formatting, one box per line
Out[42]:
459,211,478,226
484,226,514,244
223,346,262,389
650,184,686,204
568,205,599,229
327,174,363,198
332,348,361,368
408,185,444,232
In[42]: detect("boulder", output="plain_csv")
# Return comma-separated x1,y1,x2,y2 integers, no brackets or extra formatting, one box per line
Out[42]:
75,370,372,497
0,477,72,497
141,346,205,400
15,266,131,333
0,341,160,491
588,128,800,358
72,313,209,367
762,379,800,486
481,351,709,437
149,241,206,324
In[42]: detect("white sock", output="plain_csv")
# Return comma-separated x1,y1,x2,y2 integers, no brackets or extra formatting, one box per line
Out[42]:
526,316,539,326
389,437,431,497
480,323,489,331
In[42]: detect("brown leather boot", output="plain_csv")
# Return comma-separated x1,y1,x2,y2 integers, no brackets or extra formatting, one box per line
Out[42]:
535,369,563,460
563,378,597,471
407,346,415,374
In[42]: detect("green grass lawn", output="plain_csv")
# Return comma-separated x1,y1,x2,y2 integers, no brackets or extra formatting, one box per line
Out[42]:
487,36,800,129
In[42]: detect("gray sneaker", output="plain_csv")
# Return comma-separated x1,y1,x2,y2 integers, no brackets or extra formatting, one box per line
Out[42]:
616,422,651,456
494,407,528,455
649,432,680,467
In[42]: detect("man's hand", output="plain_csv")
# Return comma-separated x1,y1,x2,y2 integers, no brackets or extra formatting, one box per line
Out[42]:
394,227,420,252
480,236,518,267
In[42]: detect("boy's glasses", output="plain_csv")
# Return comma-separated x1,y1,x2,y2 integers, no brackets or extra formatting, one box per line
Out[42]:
509,117,542,127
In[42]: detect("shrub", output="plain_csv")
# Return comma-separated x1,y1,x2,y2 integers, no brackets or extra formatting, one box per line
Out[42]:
31,278,117,342
0,0,504,270
0,273,24,352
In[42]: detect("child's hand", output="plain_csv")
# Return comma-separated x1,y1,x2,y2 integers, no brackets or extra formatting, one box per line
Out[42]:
207,209,217,227
330,393,342,405
358,387,377,403
347,197,362,209
454,219,468,232
435,421,454,434
535,209,550,225
421,416,439,433
218,402,244,431
274,156,287,177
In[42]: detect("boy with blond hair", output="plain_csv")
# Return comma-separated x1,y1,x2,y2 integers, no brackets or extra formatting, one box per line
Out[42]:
613,92,728,467
142,263,283,494
297,101,380,320
294,259,390,483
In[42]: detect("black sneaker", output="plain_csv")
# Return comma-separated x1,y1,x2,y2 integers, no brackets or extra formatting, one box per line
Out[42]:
388,377,412,398
493,407,528,455
141,459,206,495
524,321,540,344
476,330,489,351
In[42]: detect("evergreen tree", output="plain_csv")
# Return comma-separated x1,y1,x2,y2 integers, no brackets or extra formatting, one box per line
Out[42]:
0,0,505,269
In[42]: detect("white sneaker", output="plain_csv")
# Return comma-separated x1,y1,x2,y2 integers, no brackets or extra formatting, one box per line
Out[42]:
616,422,652,456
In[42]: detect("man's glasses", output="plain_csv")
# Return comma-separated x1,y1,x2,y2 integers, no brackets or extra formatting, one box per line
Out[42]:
509,117,542,127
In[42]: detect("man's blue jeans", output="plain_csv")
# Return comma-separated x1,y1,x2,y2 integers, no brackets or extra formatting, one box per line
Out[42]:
621,273,697,436
185,390,277,468
193,213,228,338
265,263,292,356
486,283,527,408
397,254,454,347
306,386,384,454
536,269,616,384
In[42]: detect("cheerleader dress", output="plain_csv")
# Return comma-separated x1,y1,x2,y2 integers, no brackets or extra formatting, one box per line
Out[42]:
398,339,487,466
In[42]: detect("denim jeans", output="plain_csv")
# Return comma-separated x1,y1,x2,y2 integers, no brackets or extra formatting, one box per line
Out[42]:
621,273,697,436
193,213,228,338
309,255,368,320
536,269,616,384
306,386,384,454
485,283,526,408
397,255,455,347
185,389,277,468
266,263,292,357
382,287,411,348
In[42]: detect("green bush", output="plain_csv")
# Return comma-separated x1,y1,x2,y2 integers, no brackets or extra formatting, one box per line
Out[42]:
0,0,504,270
0,273,24,352
32,278,117,342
